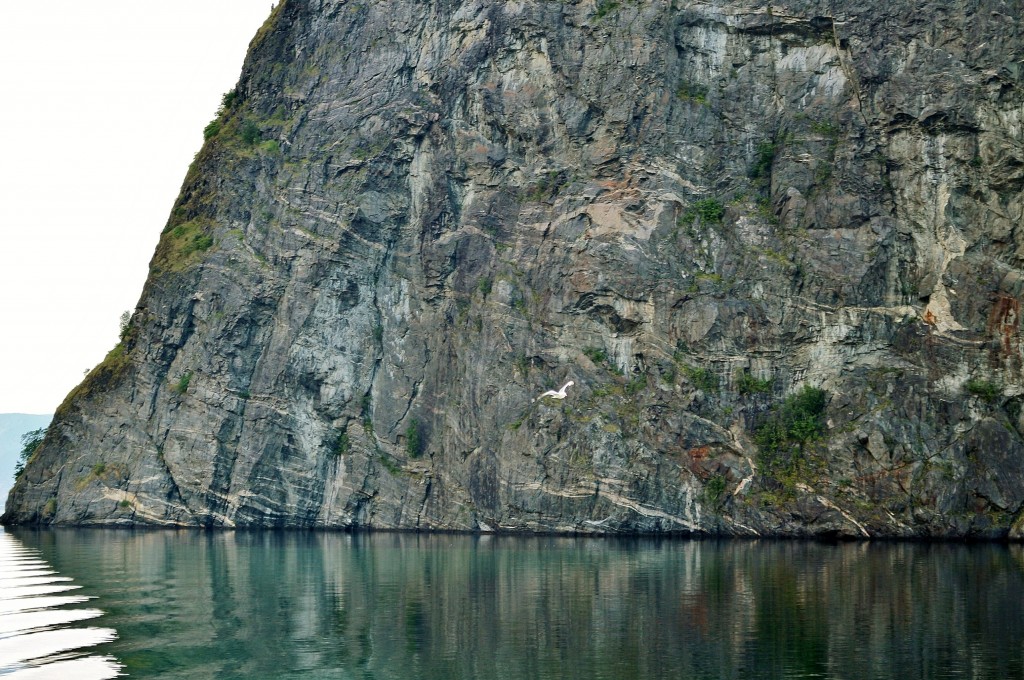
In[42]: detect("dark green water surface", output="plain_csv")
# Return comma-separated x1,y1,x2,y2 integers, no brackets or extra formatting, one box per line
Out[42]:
4,528,1024,679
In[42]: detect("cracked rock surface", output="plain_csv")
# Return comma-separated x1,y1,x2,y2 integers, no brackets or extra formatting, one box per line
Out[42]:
5,0,1024,538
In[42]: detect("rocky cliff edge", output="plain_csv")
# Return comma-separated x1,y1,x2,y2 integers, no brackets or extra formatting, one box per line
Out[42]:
6,0,1024,538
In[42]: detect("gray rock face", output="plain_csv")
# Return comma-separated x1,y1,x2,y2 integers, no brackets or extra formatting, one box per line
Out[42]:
6,0,1024,537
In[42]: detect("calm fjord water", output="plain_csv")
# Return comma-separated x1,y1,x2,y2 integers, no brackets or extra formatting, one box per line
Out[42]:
0,531,119,678
2,529,1023,679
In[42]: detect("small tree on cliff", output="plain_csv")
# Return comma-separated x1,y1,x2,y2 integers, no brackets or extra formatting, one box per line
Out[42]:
14,428,46,479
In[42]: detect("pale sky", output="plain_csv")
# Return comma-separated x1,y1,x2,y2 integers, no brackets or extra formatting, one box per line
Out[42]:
0,2,274,414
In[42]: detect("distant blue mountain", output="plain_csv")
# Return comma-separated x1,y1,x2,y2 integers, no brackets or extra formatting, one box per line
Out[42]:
1,414,53,504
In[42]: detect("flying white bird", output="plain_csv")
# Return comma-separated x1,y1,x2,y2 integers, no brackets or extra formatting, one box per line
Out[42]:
533,380,574,402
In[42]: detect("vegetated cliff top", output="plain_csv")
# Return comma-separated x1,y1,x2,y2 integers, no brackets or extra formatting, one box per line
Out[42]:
5,0,1024,538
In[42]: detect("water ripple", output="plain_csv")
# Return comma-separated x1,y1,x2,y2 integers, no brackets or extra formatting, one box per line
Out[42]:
0,531,122,679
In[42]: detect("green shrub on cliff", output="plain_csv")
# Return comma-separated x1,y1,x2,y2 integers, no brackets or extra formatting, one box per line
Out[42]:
755,385,826,455
202,91,238,141
704,474,727,505
172,372,193,395
405,419,422,458
334,431,350,457
240,120,261,145
57,341,133,415
964,379,1000,402
749,140,776,181
118,310,133,342
754,386,828,491
684,365,719,393
154,219,216,272
737,370,773,395
203,119,222,140
682,198,725,224
14,428,46,479
594,1,620,19
677,81,708,104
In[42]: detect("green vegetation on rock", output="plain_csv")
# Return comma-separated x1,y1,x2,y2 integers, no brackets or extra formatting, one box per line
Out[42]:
753,387,831,499
749,140,777,181
704,474,727,505
737,370,773,395
14,428,46,479
405,419,422,458
58,340,133,415
677,81,708,104
240,120,261,145
203,119,222,141
154,219,215,273
755,386,826,453
965,379,1001,402
172,372,193,395
754,386,828,488
334,430,350,456
682,198,725,224
684,365,719,393
594,1,620,19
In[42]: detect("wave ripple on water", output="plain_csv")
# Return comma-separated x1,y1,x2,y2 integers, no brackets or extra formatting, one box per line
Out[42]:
0,531,122,679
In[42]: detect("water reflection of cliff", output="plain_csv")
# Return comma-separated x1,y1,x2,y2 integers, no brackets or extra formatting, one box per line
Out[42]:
17,530,1024,679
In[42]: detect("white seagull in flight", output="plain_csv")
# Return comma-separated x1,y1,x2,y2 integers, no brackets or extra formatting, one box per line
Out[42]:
533,381,574,402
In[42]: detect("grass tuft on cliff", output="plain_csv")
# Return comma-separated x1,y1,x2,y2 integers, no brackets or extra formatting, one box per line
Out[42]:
964,379,1001,402
56,342,133,417
154,219,216,272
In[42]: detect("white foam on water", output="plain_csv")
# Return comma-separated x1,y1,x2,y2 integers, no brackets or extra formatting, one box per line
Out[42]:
0,608,105,635
2,654,122,680
0,531,123,679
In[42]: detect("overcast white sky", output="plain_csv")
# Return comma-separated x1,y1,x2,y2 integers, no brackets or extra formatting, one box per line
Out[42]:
0,2,273,414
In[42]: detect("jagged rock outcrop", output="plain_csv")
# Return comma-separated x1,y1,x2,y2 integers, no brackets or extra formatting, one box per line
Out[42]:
6,0,1024,537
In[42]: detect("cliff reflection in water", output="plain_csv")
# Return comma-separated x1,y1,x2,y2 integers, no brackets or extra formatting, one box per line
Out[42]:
13,529,1024,679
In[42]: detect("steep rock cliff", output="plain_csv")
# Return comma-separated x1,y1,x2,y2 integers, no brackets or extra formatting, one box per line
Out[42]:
6,0,1024,537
